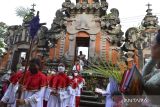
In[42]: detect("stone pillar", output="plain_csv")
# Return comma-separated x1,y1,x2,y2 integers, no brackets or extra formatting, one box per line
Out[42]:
89,35,96,60
68,34,76,61
21,29,26,41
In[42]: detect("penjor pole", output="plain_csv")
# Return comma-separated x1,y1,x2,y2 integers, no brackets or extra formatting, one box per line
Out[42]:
16,11,46,107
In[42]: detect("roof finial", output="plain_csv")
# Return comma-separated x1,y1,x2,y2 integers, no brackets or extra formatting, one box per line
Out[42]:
146,3,152,10
31,3,36,10
146,3,152,15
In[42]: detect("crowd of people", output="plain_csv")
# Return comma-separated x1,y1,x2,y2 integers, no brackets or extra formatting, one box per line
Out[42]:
0,58,85,107
0,31,160,107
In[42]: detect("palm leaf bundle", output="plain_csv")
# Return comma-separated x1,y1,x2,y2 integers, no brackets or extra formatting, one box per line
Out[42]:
15,7,30,18
87,58,123,83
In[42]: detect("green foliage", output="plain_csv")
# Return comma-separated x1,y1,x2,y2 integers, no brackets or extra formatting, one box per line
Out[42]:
15,6,34,23
15,7,30,18
88,58,123,83
0,40,4,48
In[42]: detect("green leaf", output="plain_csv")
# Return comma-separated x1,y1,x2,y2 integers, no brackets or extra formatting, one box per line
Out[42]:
87,58,123,83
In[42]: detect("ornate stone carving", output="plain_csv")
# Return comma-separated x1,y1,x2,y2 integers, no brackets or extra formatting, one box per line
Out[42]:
50,9,66,40
124,27,140,51
67,14,100,34
89,34,96,58
101,8,123,46
61,0,109,16
141,4,158,29
69,34,75,41
100,0,108,16
37,26,48,47
139,4,159,51
76,13,90,30
68,34,76,60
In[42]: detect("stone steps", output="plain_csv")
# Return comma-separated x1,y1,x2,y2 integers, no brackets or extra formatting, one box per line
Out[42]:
81,95,99,101
80,86,105,107
80,100,105,107
81,90,95,96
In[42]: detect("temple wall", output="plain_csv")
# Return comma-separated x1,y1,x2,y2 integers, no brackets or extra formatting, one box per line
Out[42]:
52,31,122,63
64,33,70,54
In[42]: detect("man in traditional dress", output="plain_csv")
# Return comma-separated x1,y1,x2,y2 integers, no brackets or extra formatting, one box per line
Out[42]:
46,63,70,107
78,51,86,61
95,77,122,107
142,30,160,106
78,51,86,67
0,58,47,107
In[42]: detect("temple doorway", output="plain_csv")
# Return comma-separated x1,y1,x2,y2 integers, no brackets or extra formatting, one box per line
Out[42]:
11,50,27,68
75,37,89,61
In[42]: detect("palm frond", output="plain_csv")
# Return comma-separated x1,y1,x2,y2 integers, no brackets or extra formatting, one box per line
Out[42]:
15,7,30,18
88,58,123,83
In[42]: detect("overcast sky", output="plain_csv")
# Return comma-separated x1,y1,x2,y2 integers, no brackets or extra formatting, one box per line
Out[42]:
0,0,160,31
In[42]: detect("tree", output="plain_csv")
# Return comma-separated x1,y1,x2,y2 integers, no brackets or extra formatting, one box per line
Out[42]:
15,6,30,18
15,6,34,23
0,22,7,56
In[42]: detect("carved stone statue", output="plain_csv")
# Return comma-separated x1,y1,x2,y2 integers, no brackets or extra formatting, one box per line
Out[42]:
100,0,108,16
50,9,65,34
124,27,139,51
102,8,123,46
141,4,158,29
37,26,48,47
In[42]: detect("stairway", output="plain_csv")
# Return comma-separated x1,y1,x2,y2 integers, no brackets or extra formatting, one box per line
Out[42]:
80,86,105,107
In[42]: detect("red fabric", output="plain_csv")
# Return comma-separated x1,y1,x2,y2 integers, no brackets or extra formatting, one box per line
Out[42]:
70,77,79,89
76,96,80,107
9,71,23,85
70,75,85,89
77,75,84,84
49,73,70,89
47,75,53,85
22,71,47,91
76,64,80,72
